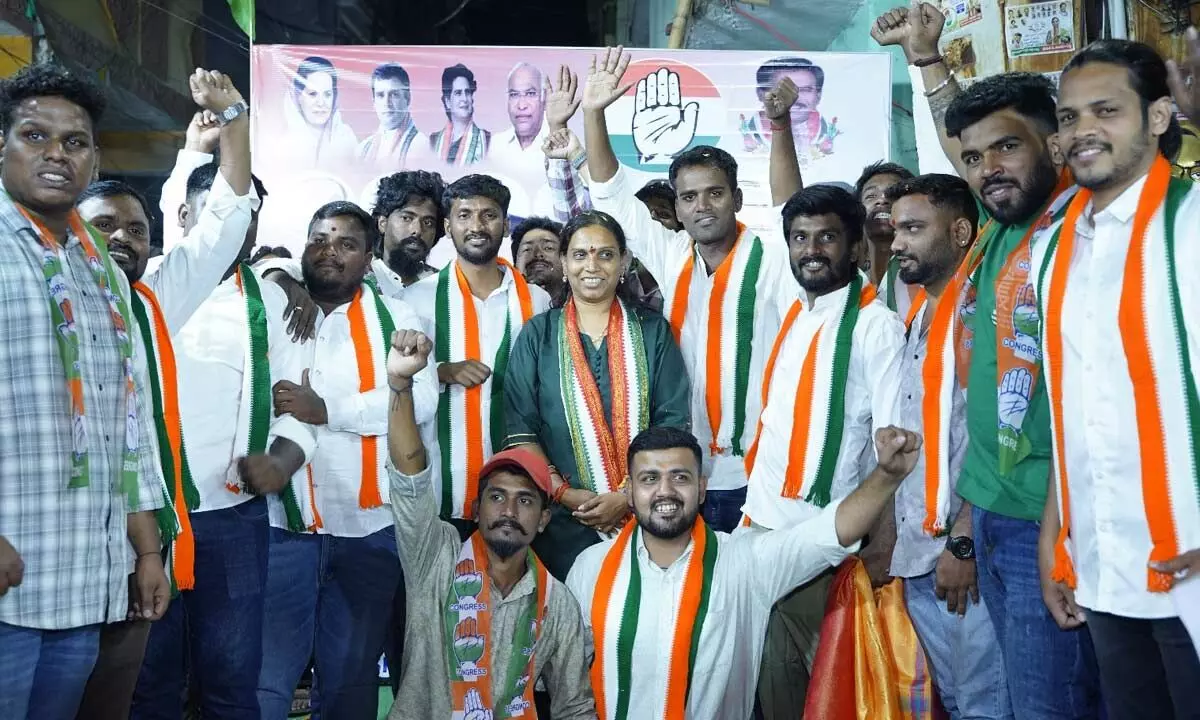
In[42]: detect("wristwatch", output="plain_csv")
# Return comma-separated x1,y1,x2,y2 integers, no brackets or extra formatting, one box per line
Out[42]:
946,535,976,560
217,101,249,126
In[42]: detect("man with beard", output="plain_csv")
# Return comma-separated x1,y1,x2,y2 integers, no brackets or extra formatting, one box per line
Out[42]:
72,69,256,720
257,201,437,719
873,5,1100,717
568,422,923,719
582,47,797,537
881,175,1012,719
854,161,915,304
384,331,596,719
403,175,552,537
357,63,430,171
741,184,905,717
1035,38,1199,720
511,216,564,297
373,170,445,293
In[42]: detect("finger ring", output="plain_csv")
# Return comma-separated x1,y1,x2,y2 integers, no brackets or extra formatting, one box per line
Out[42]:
295,305,303,311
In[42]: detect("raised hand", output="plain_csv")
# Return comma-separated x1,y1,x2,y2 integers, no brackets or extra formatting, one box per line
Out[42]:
1167,26,1198,122
545,64,582,131
189,68,245,115
870,2,946,64
582,46,634,112
762,76,800,122
632,67,699,164
543,127,583,161
387,329,433,383
874,426,923,480
185,110,222,154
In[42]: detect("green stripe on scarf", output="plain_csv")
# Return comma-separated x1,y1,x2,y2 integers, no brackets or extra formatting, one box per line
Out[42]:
807,273,866,507
884,255,900,312
731,239,763,454
489,314,513,452
1162,179,1200,502
684,522,718,694
435,267,455,517
614,528,643,720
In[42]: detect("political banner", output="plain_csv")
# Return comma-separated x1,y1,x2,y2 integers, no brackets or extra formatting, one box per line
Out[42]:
249,45,892,252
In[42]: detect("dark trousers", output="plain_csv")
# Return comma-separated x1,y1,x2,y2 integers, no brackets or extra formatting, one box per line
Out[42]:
701,486,748,533
76,619,152,720
1086,610,1200,720
132,497,270,720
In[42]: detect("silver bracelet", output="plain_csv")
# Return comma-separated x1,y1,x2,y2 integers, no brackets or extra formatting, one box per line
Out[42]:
924,76,953,98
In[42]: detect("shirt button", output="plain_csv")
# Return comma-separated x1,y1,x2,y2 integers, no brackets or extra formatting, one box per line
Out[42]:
92,334,97,341
98,383,104,391
104,434,110,441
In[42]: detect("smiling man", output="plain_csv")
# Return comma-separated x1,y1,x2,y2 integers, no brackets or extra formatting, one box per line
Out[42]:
853,160,915,305
511,216,564,298
491,62,549,183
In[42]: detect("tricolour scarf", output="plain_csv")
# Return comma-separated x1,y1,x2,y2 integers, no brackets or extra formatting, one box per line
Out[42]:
364,120,419,164
559,297,649,494
1039,155,1200,592
445,532,550,719
590,519,718,720
435,122,488,166
664,223,764,457
436,260,535,518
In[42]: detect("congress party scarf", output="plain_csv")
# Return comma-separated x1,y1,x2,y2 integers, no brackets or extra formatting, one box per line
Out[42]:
231,266,283,501
363,120,419,164
559,297,650,495
953,172,1076,476
345,283,396,509
15,205,140,503
744,274,877,507
131,283,192,590
445,532,549,719
435,122,488,166
665,223,764,457
436,259,535,518
1040,156,1200,593
590,519,718,720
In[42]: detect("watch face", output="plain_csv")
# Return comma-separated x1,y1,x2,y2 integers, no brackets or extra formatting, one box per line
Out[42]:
950,536,975,559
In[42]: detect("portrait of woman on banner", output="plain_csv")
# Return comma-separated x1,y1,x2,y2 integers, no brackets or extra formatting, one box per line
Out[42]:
283,55,360,169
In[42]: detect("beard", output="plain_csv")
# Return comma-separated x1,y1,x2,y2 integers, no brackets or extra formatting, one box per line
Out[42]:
455,232,502,265
981,155,1059,225
793,253,857,295
896,241,957,287
385,235,429,278
635,499,698,541
302,263,358,300
483,519,529,560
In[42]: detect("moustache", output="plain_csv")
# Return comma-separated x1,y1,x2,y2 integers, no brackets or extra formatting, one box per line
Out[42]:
488,519,525,533
797,256,831,267
981,175,1020,193
1069,140,1112,158
398,235,426,254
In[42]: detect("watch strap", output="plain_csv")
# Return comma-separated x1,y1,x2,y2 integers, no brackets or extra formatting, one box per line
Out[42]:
218,101,248,126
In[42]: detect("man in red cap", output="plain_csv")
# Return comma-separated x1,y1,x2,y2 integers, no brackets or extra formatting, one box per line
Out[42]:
383,327,596,720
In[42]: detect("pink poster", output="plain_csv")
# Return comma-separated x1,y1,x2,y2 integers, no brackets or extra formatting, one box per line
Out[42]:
250,45,892,251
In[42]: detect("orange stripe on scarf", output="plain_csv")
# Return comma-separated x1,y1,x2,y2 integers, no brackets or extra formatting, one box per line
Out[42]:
135,283,196,590
703,237,741,456
744,300,803,477
347,290,384,509
590,522,636,719
664,521,709,718
453,263,486,517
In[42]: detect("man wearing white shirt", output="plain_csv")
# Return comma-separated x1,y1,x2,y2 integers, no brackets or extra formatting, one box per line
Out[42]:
581,47,796,534
490,63,549,188
742,184,905,718
370,170,446,293
256,202,438,719
1035,39,1200,720
75,69,256,720
403,175,551,537
130,174,316,719
567,424,921,720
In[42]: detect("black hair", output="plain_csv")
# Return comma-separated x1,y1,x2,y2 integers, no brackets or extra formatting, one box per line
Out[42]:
780,185,865,248
249,245,293,264
510,215,563,259
885,173,980,230
627,426,703,477
371,62,411,92
306,200,377,252
0,63,107,136
552,210,644,310
635,179,676,205
668,145,739,192
477,467,549,510
1062,39,1183,160
755,57,825,93
185,161,268,207
78,180,153,223
854,161,915,200
944,72,1058,139
441,64,477,106
442,174,510,216
293,56,338,107
373,170,446,250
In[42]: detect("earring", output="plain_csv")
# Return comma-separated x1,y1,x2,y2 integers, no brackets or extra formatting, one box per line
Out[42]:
620,275,626,284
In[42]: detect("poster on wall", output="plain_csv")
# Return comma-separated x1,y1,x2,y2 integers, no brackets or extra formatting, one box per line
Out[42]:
940,0,983,33
249,46,892,252
1005,1,1076,59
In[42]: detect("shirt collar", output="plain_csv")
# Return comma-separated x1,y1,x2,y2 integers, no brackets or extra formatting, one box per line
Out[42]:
1092,173,1147,225
800,271,865,313
634,525,697,572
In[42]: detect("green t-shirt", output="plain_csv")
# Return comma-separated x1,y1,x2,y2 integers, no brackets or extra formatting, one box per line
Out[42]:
957,205,1055,521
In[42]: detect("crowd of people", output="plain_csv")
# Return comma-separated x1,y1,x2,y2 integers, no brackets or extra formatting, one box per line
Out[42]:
0,2,1198,719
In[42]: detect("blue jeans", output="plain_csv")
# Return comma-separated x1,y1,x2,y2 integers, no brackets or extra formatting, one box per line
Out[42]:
904,571,1012,719
701,486,748,533
972,506,1102,719
257,525,402,720
0,622,100,720
132,496,270,720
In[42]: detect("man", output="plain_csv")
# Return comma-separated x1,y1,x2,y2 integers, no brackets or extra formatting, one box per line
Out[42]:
1036,38,1199,720
582,47,796,535
429,64,490,167
635,179,682,231
511,216,564,297
403,175,552,536
384,330,596,718
371,170,446,293
883,174,1011,719
751,57,838,162
490,62,549,183
873,4,1101,716
131,163,317,719
74,68,255,720
568,424,922,719
257,202,437,719
1046,16,1070,47
741,184,905,717
0,62,168,720
855,161,915,294
358,63,429,170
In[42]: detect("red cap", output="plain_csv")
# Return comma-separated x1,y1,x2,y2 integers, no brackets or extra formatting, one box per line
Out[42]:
478,448,554,496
